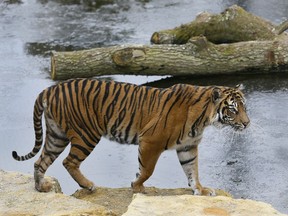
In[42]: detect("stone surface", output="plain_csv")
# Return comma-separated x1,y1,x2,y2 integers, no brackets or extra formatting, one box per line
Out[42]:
1,170,286,216
123,194,287,216
0,170,114,216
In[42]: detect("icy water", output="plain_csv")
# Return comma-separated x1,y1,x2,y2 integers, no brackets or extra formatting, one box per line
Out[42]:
1,0,288,213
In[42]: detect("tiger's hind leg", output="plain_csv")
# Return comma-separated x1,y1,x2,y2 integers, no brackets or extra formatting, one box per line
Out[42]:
62,135,99,191
34,117,69,192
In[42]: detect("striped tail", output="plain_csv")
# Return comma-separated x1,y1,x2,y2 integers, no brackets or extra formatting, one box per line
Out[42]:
12,92,44,161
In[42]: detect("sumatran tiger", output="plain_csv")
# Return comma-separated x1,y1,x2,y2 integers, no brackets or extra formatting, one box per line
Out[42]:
12,79,250,195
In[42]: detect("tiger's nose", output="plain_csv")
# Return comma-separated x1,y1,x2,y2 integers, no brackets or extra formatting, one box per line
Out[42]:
242,120,250,128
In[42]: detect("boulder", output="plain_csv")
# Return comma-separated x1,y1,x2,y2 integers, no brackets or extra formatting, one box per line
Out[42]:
123,194,287,216
0,170,114,216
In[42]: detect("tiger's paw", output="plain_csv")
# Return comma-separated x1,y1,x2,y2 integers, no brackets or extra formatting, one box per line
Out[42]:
79,180,96,192
193,186,216,196
201,187,216,196
88,183,96,191
35,179,52,192
131,182,146,193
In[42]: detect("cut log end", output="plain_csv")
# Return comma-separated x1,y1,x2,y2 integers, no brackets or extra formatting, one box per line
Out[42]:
150,32,175,44
150,32,160,44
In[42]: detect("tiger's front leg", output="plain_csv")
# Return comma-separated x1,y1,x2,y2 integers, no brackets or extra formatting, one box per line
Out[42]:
176,145,215,196
131,141,163,193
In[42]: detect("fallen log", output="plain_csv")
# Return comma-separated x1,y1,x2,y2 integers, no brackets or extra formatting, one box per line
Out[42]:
151,5,288,44
51,34,288,80
50,5,288,80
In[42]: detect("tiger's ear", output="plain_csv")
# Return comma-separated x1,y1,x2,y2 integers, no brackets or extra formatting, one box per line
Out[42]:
212,87,222,103
236,84,244,90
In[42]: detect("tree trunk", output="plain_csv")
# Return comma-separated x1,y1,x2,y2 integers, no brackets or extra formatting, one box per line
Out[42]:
51,34,288,80
50,5,288,80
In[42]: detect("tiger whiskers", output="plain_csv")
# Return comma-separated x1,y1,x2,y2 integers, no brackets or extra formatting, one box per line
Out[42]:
218,126,236,142
228,127,239,143
219,125,249,143
248,119,265,135
219,118,265,144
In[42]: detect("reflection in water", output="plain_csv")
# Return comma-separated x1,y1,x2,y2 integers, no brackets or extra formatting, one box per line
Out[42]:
145,73,288,92
1,0,22,4
21,0,135,55
38,0,123,11
25,42,80,57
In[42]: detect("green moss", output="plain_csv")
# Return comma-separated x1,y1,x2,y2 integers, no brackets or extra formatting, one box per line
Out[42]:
220,45,237,56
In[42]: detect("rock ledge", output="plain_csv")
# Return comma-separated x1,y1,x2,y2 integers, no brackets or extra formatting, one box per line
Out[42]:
0,170,286,216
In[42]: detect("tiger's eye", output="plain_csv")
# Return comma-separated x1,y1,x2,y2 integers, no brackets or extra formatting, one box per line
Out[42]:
229,108,236,114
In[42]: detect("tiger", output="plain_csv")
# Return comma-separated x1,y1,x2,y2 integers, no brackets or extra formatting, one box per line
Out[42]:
12,78,250,195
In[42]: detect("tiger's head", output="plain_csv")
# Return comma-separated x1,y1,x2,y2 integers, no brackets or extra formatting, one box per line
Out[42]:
212,84,250,131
